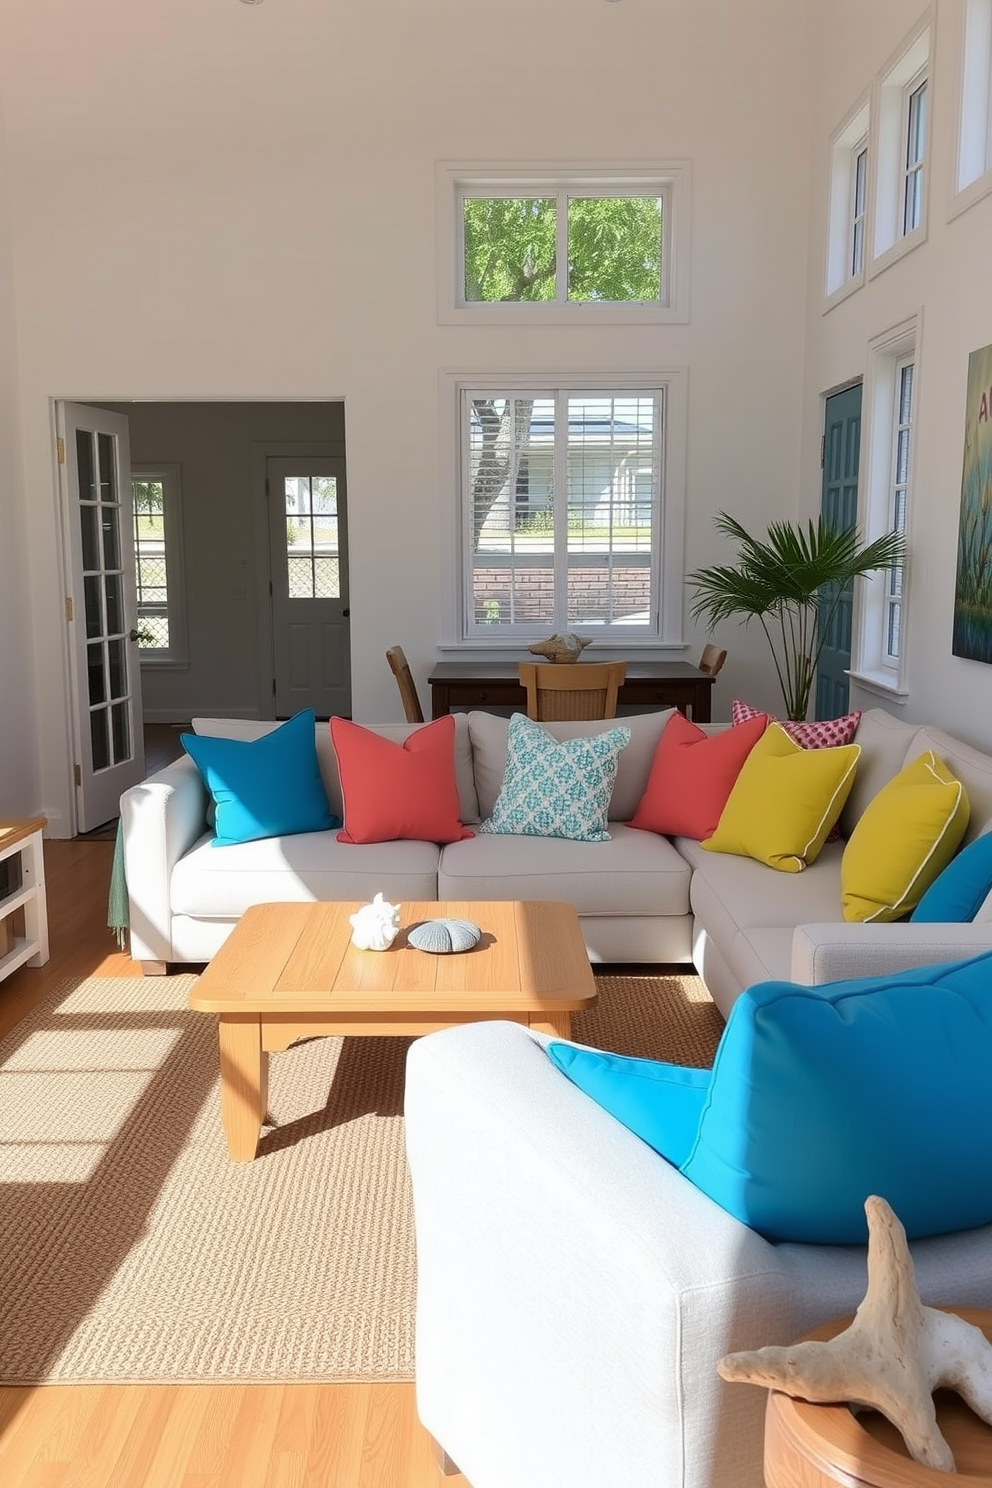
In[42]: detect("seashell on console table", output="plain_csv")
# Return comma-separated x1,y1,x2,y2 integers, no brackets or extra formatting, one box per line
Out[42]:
407,918,482,954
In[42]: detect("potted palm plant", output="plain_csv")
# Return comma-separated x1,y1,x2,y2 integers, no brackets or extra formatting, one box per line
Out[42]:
687,512,906,722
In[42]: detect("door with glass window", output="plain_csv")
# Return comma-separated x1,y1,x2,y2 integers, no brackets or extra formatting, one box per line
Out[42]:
267,456,350,718
816,383,862,720
57,401,145,832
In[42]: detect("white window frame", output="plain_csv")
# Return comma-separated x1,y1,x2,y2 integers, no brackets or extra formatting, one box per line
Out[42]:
436,161,692,326
824,94,870,308
438,367,688,650
850,314,922,699
870,18,931,277
951,0,992,217
131,462,187,668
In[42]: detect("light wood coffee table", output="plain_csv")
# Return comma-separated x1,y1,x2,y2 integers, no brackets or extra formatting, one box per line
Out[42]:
189,899,597,1160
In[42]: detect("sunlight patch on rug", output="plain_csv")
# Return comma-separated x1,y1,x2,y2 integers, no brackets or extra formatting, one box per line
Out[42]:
0,967,719,1384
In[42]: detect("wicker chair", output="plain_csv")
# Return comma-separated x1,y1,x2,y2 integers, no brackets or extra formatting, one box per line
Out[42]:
385,645,426,723
518,661,627,722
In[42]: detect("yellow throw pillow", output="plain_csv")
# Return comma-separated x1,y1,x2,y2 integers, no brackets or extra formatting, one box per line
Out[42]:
841,751,970,922
702,723,860,873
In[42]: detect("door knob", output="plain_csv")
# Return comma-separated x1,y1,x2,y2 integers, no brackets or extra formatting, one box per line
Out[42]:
128,629,139,642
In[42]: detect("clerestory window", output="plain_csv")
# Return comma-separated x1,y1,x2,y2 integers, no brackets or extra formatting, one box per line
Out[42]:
438,162,691,325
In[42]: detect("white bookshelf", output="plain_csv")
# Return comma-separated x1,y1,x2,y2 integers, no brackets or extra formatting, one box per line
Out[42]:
0,818,49,982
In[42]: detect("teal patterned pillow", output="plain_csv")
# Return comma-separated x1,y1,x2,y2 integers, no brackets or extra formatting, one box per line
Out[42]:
480,713,631,842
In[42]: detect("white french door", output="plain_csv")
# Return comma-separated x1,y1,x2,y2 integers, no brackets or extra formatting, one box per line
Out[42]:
57,402,146,832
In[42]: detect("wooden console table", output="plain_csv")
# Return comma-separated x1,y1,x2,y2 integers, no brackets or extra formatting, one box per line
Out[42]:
428,660,714,722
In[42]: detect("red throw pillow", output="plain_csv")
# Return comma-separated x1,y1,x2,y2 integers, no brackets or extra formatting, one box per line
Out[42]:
731,699,862,749
628,709,769,840
330,715,474,844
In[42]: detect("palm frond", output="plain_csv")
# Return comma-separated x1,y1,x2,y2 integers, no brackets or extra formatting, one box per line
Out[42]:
689,512,906,719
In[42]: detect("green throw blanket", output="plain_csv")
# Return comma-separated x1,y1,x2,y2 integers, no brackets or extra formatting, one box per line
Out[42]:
108,817,129,949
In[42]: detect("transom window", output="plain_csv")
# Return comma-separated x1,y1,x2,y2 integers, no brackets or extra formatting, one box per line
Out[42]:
462,192,663,305
824,98,870,303
438,162,691,325
452,376,688,643
851,141,868,276
903,77,928,235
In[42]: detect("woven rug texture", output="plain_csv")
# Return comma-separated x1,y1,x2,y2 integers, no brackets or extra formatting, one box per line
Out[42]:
0,969,722,1385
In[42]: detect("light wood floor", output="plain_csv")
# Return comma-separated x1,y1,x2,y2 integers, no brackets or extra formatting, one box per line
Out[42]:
0,839,465,1488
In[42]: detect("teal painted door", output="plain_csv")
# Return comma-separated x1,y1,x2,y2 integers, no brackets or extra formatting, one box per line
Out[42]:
816,384,862,720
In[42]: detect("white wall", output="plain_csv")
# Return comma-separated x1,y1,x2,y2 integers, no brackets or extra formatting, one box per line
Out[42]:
0,0,814,832
0,88,38,818
802,0,992,749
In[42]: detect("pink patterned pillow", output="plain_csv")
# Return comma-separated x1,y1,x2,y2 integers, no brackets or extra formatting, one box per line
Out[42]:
731,701,862,841
731,699,861,749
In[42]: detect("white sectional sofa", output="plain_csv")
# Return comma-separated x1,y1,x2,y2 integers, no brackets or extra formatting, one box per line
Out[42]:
402,705,992,1488
122,705,992,1005
122,701,992,1488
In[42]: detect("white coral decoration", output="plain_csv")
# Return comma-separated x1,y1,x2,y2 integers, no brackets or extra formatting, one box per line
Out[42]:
349,893,401,951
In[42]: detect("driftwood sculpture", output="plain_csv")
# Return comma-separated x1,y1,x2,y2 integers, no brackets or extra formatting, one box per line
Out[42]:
528,631,592,663
717,1195,992,1472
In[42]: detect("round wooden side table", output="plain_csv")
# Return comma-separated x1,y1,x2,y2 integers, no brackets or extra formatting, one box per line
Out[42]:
763,1308,992,1488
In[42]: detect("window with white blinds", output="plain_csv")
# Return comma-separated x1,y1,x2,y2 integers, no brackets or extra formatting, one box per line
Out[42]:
460,384,677,640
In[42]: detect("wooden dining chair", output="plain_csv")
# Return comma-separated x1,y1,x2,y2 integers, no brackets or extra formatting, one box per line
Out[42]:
518,661,627,722
385,645,426,724
698,644,728,678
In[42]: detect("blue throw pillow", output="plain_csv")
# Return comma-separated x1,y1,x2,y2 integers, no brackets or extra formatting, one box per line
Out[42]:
479,713,631,842
910,831,992,922
181,709,340,847
546,1044,711,1168
548,951,992,1244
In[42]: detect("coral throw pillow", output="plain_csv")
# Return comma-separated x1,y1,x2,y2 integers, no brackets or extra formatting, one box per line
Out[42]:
628,710,769,840
330,715,474,845
841,751,969,922
703,723,860,872
731,698,861,749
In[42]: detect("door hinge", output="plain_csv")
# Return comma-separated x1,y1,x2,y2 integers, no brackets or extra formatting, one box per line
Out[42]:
65,597,73,622
272,678,277,695
57,436,65,465
820,435,825,469
74,763,81,787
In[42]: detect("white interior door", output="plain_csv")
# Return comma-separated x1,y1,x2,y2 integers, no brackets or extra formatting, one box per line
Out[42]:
58,401,145,832
267,455,351,718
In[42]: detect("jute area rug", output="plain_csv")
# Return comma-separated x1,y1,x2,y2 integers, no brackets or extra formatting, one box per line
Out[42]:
0,968,722,1386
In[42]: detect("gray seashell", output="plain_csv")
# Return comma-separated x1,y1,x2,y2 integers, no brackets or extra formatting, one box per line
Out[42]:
408,918,482,954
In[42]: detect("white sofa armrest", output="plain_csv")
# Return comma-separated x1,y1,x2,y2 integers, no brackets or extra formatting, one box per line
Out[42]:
792,921,992,984
404,1019,801,1488
120,756,209,964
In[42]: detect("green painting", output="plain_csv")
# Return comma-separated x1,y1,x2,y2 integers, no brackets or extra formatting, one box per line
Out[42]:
953,342,992,662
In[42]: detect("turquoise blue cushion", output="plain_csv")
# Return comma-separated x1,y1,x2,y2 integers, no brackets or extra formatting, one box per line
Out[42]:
181,709,340,847
546,1045,711,1168
548,951,992,1243
911,832,992,922
480,713,631,842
